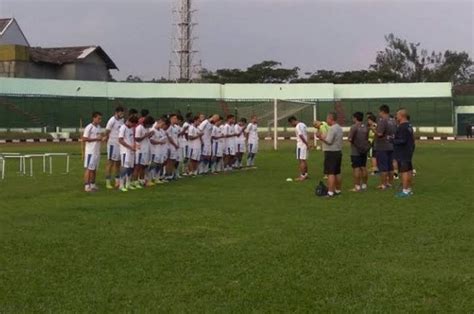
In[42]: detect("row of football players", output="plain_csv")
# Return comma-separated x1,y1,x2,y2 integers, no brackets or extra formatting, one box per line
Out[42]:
82,107,259,192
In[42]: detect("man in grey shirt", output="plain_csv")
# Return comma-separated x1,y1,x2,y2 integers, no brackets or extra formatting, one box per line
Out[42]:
348,112,369,192
372,104,395,190
317,112,343,197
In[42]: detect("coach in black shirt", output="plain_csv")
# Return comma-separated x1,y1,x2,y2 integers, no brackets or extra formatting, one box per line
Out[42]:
393,109,415,198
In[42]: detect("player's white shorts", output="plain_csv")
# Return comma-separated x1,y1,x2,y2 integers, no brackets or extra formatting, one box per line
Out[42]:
225,145,236,156
168,145,178,160
107,142,120,161
296,145,308,160
84,153,100,170
235,141,246,154
213,141,224,158
151,147,167,164
248,142,259,154
121,152,135,169
189,147,201,161
201,142,212,156
135,151,150,166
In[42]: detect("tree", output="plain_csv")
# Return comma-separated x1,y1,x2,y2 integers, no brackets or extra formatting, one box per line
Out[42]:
200,61,299,84
125,75,143,83
371,33,473,84
429,51,473,84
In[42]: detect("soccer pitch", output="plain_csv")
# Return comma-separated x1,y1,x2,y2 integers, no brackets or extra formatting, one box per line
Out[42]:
1,141,473,312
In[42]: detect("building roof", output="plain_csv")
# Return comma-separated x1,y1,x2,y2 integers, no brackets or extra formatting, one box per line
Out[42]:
0,18,13,34
0,17,30,46
28,46,118,70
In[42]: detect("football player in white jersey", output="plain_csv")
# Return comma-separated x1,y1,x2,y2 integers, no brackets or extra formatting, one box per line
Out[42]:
234,118,247,169
118,116,139,192
178,113,191,175
211,116,224,173
82,112,104,192
134,116,155,187
245,115,259,167
165,114,180,180
187,116,202,176
288,116,309,181
104,106,125,189
223,114,236,171
149,117,169,184
197,113,219,174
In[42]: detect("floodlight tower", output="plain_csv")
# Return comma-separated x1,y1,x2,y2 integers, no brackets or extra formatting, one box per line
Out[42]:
169,0,200,82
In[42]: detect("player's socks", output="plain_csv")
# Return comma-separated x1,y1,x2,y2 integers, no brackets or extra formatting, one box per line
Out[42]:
106,179,113,189
84,183,91,192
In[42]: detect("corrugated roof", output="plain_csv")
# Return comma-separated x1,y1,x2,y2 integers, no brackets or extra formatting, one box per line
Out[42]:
28,46,118,70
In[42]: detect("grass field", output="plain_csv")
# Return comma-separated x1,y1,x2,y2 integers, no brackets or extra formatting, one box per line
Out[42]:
1,141,473,312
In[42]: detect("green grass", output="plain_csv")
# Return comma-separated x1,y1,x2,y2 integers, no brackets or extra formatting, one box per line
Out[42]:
1,141,473,312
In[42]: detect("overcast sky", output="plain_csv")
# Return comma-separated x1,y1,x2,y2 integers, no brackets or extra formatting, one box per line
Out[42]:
1,0,472,80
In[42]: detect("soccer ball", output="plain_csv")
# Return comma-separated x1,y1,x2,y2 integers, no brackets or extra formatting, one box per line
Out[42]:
286,178,293,182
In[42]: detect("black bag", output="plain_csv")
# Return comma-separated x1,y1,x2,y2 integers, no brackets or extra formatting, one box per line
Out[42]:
315,181,328,197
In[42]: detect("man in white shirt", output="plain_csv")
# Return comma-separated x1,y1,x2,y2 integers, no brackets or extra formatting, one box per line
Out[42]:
178,114,191,175
288,116,309,181
82,112,103,192
134,116,154,187
104,106,125,189
223,114,236,171
211,116,224,173
245,115,259,167
149,117,169,184
234,118,247,169
187,116,202,176
198,113,219,174
165,114,180,180
118,116,139,192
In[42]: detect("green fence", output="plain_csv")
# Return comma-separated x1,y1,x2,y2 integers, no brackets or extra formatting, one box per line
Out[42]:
0,95,454,130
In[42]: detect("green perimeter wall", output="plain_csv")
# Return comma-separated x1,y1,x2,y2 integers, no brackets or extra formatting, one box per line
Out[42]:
0,78,453,129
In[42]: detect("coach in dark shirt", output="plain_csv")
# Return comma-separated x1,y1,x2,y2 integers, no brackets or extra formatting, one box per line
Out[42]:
372,105,395,190
393,109,415,198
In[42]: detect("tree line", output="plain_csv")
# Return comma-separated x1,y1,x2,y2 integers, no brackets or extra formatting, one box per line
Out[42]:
125,34,473,85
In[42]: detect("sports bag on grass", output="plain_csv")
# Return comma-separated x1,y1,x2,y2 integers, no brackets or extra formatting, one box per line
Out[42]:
315,181,328,197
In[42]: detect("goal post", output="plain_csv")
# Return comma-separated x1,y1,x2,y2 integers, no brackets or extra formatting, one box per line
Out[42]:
274,98,278,151
230,98,320,151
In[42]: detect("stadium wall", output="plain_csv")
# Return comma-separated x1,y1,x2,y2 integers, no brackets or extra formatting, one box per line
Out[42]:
0,78,454,133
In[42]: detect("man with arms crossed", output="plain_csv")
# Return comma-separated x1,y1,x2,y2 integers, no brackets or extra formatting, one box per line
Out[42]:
393,109,415,198
82,112,103,192
104,106,124,189
372,105,395,190
288,116,309,181
317,112,343,197
348,112,370,192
